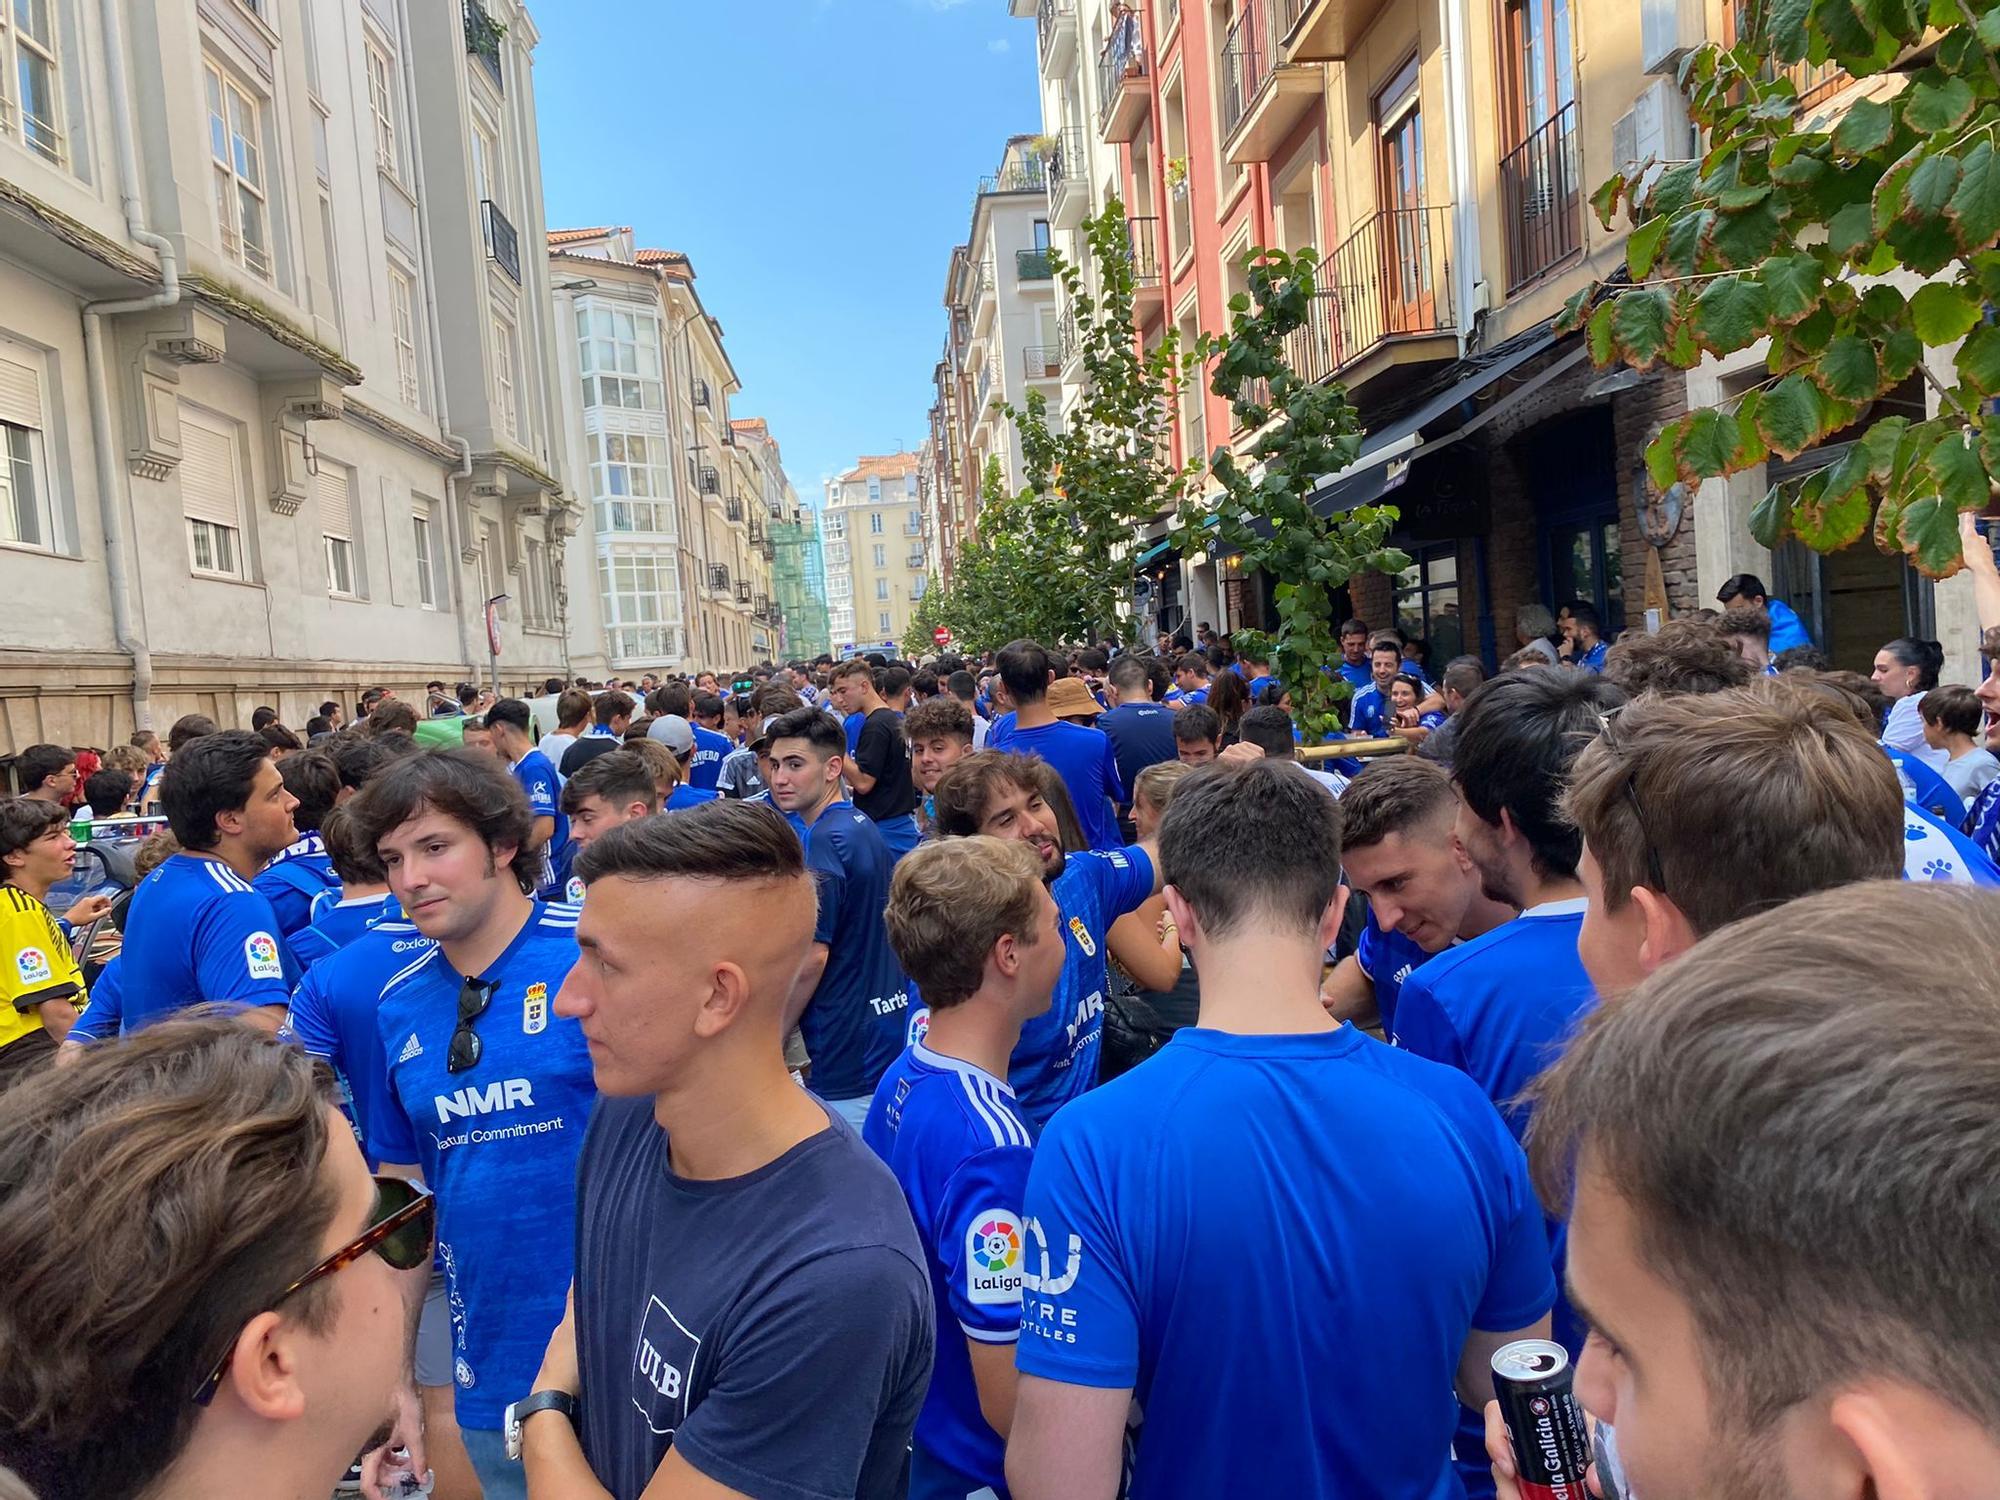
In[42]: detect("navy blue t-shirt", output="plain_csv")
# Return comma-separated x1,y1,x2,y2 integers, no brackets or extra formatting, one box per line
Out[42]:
1098,702,1178,804
574,1095,933,1500
986,719,1126,850
802,803,909,1100
1018,1026,1554,1500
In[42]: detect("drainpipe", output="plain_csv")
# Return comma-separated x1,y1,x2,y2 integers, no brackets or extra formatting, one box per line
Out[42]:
81,0,181,732
398,0,475,675
1440,0,1483,348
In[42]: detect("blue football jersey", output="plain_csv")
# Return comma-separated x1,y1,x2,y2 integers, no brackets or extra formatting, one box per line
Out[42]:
687,725,732,790
120,854,298,1027
511,750,571,901
367,902,593,1430
283,917,435,1155
253,833,341,941
289,891,398,971
800,804,909,1101
864,1044,1034,1500
1354,912,1429,1038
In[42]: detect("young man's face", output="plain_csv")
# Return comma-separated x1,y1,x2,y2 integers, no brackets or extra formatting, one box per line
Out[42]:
567,793,652,851
1177,735,1218,766
910,733,971,794
1008,882,1068,1020
1979,658,2000,748
1341,824,1481,953
1174,664,1203,692
377,810,518,946
827,675,863,715
766,738,841,815
7,820,75,890
1341,630,1368,664
34,759,78,800
235,758,300,860
695,673,719,693
1370,647,1402,690
462,726,496,757
1453,796,1522,908
974,780,1063,878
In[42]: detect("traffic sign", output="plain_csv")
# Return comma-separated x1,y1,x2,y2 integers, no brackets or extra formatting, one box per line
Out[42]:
933,626,952,646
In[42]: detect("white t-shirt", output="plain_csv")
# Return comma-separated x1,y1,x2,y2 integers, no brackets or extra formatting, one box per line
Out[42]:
537,731,579,771
1882,693,1949,769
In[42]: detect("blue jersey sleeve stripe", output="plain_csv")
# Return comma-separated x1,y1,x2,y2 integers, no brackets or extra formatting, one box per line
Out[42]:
956,1072,1020,1151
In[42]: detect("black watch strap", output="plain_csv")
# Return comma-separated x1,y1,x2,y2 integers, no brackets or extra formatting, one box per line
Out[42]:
516,1390,578,1426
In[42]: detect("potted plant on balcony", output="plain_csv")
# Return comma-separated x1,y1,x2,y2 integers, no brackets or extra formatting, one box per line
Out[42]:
1029,133,1058,162
1165,157,1189,200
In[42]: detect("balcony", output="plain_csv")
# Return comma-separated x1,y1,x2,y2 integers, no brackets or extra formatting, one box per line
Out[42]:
1037,0,1078,76
1283,205,1456,394
1222,0,1323,165
699,465,720,496
1125,216,1163,313
1097,12,1149,143
707,564,731,595
971,259,997,337
736,580,753,605
1046,124,1088,229
725,496,744,523
1284,0,1392,61
1499,102,1583,291
481,200,520,285
755,591,770,617
463,0,504,91
748,513,765,544
693,377,711,408
1058,306,1084,382
907,551,927,570
1016,247,1056,283
977,159,1049,203
1024,344,1062,380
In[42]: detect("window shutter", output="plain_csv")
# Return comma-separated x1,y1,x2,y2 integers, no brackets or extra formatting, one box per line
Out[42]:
179,411,242,527
314,461,350,539
0,353,43,431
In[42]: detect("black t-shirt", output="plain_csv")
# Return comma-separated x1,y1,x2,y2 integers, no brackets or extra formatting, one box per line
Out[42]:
574,1095,934,1500
851,707,915,821
561,733,623,778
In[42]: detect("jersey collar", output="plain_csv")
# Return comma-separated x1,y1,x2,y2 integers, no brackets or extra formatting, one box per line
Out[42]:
914,1041,1017,1095
1521,896,1589,919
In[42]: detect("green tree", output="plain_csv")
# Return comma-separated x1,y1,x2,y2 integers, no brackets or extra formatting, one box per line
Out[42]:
1563,0,2000,577
1172,249,1409,742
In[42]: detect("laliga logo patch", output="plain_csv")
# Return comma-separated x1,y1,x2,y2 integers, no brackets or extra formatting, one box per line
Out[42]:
243,932,284,980
523,982,549,1036
15,947,51,986
1068,916,1096,957
564,875,586,904
965,1210,1025,1306
908,1007,930,1045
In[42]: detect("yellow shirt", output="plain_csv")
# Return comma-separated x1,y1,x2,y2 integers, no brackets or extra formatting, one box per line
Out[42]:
0,886,85,1051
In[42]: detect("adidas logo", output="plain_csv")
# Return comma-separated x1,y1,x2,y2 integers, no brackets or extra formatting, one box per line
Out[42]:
397,1033,424,1064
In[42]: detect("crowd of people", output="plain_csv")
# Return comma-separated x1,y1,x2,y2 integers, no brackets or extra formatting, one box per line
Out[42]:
0,560,1996,1500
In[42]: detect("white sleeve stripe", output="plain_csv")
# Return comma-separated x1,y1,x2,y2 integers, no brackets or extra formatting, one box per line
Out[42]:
974,1076,1031,1147
956,1072,1016,1151
960,1323,1021,1344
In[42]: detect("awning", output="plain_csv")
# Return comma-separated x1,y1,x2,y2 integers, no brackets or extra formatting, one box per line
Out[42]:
1135,537,1174,568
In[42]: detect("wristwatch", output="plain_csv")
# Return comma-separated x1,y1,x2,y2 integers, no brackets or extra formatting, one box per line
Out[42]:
504,1390,579,1461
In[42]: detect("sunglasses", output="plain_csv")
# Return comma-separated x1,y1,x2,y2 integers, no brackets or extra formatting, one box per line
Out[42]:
1594,706,1667,892
192,1174,435,1405
447,976,497,1074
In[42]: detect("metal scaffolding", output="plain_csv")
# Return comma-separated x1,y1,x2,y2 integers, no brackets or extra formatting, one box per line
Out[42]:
770,506,832,659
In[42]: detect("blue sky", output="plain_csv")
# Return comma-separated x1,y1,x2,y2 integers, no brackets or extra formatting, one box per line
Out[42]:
532,1,1039,504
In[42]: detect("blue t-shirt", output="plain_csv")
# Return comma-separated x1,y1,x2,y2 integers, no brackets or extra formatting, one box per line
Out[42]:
1017,1026,1555,1500
66,953,122,1042
1766,596,1811,654
253,833,340,942
801,803,909,1101
1885,746,1966,826
511,749,571,901
1348,683,1395,737
1336,660,1373,693
864,1044,1034,1499
844,711,866,754
1010,845,1155,1128
986,710,1016,741
283,918,435,1154
1576,640,1609,673
986,719,1126,851
666,783,722,813
289,891,398,970
687,725,732,790
367,902,593,1429
120,854,299,1027
1098,702,1179,805
1354,912,1429,1038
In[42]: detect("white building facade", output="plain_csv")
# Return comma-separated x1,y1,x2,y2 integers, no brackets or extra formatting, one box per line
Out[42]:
0,0,590,753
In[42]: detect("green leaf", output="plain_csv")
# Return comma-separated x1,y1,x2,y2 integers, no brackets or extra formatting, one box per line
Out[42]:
1828,202,1875,260
1949,141,2000,256
1644,162,1702,222
1831,97,1894,158
1587,300,1617,366
1981,5,2000,49
1692,276,1772,355
1757,373,1825,459
1900,153,1963,227
1677,407,1742,482
1760,253,1822,323
1715,184,1773,212
1768,0,1811,58
1625,216,1668,280
1736,391,1770,466
1857,416,1911,481
1645,424,1680,492
1555,283,1596,335
1792,453,1873,551
1899,496,1969,578
1748,478,1796,549
1958,324,2000,397
1706,197,1787,269
1928,429,1993,511
1880,327,1924,385
1871,148,1924,236
1909,281,1983,344
1815,335,1880,401
1889,210,1964,276
1660,208,1715,276
1590,174,1626,230
1905,75,1975,136
1610,287,1674,369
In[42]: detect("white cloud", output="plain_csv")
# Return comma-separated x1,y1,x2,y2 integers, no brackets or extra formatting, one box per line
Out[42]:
986,37,1011,51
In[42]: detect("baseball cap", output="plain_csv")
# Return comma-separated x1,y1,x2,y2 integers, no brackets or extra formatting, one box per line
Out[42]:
646,714,695,755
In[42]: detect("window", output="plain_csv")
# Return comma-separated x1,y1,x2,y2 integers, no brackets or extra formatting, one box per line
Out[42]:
412,508,438,608
524,537,550,626
0,345,52,551
1375,59,1437,332
316,462,356,596
575,304,663,411
204,62,270,279
875,577,888,600
364,39,398,178
1,0,64,166
867,476,881,502
905,471,918,496
472,120,502,209
588,432,673,536
872,543,885,568
1502,0,1576,143
878,611,891,633
1393,543,1464,670
870,511,883,534
1033,219,1051,250
492,312,519,436
317,194,343,340
389,265,421,407
598,552,683,662
179,406,246,579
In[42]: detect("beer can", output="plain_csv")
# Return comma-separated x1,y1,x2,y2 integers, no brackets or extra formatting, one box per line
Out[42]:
1492,1339,1593,1500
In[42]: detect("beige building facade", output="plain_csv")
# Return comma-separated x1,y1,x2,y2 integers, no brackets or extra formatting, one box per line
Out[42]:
823,453,926,655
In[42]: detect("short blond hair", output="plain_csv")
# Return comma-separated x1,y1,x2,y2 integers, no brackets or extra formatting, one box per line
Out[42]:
1132,759,1192,814
884,836,1046,1010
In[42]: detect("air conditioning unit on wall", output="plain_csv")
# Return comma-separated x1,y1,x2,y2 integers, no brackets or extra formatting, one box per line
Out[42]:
1612,78,1696,197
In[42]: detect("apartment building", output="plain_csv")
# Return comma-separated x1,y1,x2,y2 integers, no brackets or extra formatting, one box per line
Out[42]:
823,453,927,655
549,229,779,675
1005,0,1985,675
0,0,588,751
